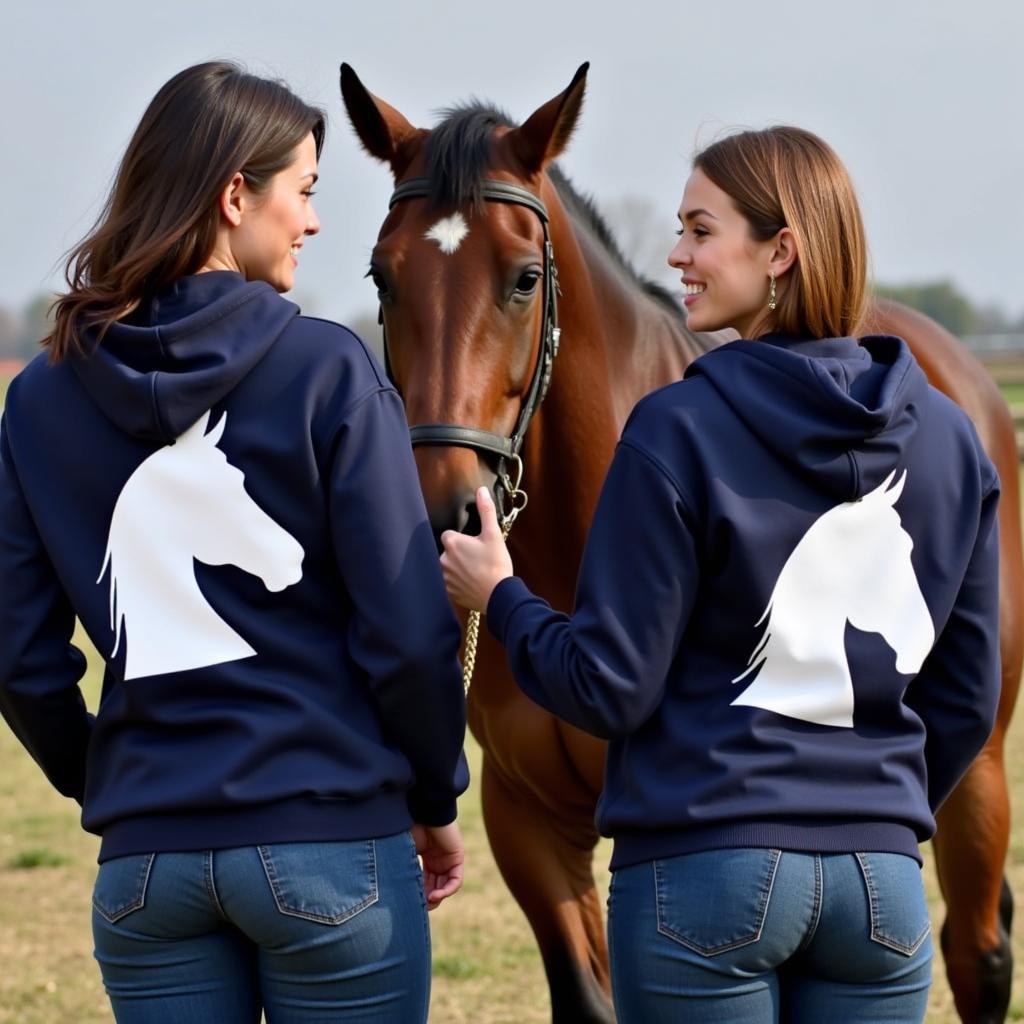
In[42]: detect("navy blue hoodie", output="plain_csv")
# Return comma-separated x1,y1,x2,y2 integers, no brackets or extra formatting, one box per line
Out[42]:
487,334,1000,869
0,271,468,861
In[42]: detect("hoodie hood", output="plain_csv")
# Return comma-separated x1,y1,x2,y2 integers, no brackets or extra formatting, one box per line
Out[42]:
686,334,929,500
70,271,298,443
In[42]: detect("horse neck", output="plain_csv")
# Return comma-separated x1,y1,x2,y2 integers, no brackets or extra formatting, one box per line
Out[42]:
760,532,862,679
116,553,217,638
769,595,851,658
541,183,710,427
506,185,702,588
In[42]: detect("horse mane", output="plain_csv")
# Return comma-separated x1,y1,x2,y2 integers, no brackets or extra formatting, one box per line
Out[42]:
98,515,125,657
425,103,684,321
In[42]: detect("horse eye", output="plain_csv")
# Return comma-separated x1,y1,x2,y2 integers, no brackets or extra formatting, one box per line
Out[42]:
365,268,389,297
514,271,541,295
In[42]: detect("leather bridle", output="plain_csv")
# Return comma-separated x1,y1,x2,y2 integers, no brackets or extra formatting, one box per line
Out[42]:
380,177,561,517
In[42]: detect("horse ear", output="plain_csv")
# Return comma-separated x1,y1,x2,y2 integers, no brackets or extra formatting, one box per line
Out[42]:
205,411,227,446
507,62,589,175
178,411,211,445
885,469,907,505
340,63,420,173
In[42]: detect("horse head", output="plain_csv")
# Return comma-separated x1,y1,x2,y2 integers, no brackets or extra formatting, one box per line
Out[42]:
173,411,304,593
341,63,589,542
844,470,935,673
732,470,936,727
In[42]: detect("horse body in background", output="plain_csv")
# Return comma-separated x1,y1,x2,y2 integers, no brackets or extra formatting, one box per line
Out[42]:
341,64,1022,1023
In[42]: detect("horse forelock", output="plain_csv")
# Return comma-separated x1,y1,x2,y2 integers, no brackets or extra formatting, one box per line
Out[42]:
425,103,514,210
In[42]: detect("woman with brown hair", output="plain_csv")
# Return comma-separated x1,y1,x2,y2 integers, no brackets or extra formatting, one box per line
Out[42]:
441,126,1000,1022
0,61,467,1023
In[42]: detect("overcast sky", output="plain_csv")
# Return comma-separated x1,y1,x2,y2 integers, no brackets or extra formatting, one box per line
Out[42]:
2,0,1021,327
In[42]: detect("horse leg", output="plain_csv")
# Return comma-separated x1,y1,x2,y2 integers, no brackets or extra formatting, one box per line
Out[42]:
481,753,615,1023
932,733,1013,1024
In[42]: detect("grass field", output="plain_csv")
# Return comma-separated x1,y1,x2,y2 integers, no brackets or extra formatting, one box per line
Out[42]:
0,369,1022,1022
998,384,1024,408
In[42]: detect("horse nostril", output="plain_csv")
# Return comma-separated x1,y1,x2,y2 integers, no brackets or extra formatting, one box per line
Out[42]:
429,496,482,551
463,501,481,537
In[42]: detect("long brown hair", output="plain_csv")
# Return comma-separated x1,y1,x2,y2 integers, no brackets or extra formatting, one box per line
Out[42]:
45,61,325,362
694,126,867,339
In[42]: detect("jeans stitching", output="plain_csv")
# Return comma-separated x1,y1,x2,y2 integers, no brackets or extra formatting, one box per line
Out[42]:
204,849,228,921
797,854,823,953
413,834,431,970
855,852,931,955
402,833,431,1024
655,849,782,955
257,841,380,925
92,852,156,924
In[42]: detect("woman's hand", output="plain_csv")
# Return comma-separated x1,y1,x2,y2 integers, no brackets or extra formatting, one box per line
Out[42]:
411,821,465,910
440,487,514,611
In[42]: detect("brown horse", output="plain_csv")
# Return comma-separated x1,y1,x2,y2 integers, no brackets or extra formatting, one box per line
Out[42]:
340,63,1022,1024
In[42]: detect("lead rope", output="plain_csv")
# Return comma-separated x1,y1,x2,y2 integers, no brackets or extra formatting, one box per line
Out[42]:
461,454,528,694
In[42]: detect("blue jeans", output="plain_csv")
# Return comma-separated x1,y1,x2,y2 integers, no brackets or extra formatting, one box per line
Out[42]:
608,848,932,1023
92,832,430,1023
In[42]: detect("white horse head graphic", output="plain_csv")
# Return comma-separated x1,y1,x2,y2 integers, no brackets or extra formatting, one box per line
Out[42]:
732,470,935,727
98,410,304,680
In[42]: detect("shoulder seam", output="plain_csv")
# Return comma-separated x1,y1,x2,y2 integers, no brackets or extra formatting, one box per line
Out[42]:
298,316,388,389
323,386,401,453
617,437,698,525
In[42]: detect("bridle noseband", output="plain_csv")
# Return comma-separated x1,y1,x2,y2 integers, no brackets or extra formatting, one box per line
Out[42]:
381,177,561,520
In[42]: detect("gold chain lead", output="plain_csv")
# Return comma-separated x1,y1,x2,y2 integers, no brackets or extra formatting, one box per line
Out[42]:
462,459,527,694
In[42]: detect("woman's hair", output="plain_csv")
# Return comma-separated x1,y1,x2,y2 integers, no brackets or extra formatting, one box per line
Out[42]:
694,126,867,339
45,61,326,362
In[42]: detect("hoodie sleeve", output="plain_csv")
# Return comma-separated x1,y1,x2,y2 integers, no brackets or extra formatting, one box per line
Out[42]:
0,416,93,802
326,387,468,825
903,467,1001,812
487,439,699,739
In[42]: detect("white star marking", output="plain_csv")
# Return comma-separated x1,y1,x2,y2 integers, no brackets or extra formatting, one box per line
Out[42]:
425,213,469,254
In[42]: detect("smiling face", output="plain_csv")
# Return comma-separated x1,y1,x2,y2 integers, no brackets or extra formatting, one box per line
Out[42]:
219,132,321,292
667,168,780,339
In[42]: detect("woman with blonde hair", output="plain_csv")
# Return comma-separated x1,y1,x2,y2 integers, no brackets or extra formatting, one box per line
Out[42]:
441,126,1000,1022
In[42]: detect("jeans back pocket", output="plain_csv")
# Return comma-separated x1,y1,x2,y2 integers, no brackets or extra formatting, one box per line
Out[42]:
258,840,378,925
93,853,156,924
855,852,931,955
655,848,781,956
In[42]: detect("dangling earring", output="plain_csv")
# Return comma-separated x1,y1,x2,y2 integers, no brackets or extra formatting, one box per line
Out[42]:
767,273,777,311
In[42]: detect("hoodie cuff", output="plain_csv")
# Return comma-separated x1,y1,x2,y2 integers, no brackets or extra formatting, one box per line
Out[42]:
486,576,535,643
406,791,458,827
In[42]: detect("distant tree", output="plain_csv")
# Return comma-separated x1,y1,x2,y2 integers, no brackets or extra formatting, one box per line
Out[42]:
971,302,1016,334
0,306,21,360
873,280,979,337
15,294,55,362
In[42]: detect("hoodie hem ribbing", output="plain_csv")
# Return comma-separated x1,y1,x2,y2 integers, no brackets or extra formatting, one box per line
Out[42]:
95,792,413,863
609,821,923,870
